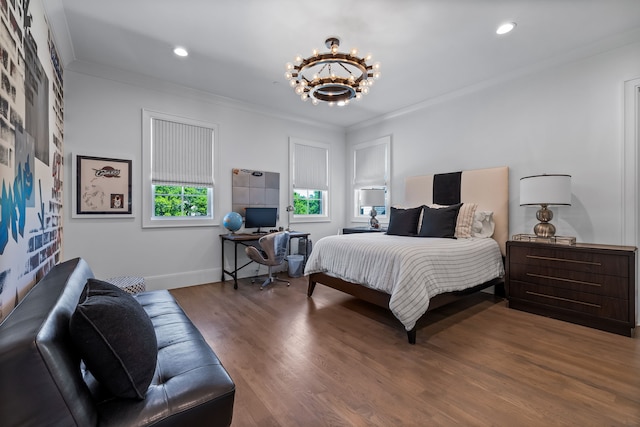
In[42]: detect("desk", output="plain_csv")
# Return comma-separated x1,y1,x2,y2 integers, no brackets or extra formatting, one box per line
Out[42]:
220,231,310,289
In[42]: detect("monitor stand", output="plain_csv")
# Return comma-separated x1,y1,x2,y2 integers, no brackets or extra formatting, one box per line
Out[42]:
252,228,263,234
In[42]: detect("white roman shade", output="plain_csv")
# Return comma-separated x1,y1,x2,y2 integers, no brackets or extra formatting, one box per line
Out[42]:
354,140,388,186
151,118,215,187
292,141,328,191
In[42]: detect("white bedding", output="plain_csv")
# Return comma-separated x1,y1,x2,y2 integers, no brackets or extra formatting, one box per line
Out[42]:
304,233,505,331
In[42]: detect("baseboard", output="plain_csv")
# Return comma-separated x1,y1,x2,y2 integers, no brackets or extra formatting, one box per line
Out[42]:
144,268,222,291
143,263,290,291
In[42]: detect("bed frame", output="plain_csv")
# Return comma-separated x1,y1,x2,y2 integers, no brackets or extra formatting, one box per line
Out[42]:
307,166,509,344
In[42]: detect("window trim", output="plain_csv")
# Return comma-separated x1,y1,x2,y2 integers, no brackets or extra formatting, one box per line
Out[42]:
142,109,219,228
351,136,391,223
289,137,331,223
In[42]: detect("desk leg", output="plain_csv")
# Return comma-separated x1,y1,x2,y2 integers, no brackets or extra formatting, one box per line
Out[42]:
301,236,309,267
233,242,239,289
220,238,239,289
220,237,226,282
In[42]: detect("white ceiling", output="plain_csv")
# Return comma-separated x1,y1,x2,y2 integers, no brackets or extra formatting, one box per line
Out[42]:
44,0,640,128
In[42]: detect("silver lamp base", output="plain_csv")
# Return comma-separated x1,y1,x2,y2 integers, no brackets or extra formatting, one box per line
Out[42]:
369,207,380,229
533,204,556,237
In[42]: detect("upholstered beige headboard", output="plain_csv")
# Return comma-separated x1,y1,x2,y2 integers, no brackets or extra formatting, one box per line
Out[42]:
404,166,509,256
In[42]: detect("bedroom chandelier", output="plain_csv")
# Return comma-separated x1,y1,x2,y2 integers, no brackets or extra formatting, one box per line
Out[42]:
285,36,381,107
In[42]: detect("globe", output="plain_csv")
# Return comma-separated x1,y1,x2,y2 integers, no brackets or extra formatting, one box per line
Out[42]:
222,211,243,233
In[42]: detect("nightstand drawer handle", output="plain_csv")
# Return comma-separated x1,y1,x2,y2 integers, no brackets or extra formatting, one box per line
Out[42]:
526,291,601,308
526,273,601,287
527,255,602,265
526,255,601,266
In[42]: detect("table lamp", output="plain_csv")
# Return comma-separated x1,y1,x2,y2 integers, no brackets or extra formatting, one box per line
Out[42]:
520,174,572,237
360,189,386,229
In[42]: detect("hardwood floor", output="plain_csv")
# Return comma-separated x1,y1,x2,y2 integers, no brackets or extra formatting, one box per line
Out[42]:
171,276,640,426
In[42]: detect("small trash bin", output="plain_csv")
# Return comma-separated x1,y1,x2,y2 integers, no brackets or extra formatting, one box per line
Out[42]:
286,255,304,278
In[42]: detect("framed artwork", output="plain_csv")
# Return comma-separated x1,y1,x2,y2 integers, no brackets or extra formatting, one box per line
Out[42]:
73,154,133,217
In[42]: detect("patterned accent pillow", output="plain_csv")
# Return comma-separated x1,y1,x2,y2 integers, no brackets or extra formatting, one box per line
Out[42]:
471,210,495,238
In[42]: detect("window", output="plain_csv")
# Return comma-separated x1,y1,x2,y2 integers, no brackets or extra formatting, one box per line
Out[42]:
289,137,330,221
153,185,209,217
293,189,324,215
352,136,391,221
142,109,218,228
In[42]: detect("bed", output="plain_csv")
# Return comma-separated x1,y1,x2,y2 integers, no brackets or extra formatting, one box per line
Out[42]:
304,166,509,344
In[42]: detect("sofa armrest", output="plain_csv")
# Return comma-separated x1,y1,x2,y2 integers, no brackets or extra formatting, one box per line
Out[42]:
0,258,98,427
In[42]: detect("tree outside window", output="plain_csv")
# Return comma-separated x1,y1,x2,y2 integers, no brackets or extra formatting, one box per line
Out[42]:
154,185,210,217
293,189,324,215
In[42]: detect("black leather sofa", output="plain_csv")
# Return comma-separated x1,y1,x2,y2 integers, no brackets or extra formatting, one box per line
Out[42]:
0,258,235,427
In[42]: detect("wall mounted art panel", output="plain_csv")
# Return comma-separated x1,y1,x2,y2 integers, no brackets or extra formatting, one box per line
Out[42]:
231,168,279,218
0,1,64,322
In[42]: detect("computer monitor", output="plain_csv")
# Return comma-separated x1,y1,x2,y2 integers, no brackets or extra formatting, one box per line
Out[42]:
244,207,277,233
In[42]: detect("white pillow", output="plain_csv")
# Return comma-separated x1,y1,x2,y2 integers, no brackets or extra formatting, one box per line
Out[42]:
471,211,495,238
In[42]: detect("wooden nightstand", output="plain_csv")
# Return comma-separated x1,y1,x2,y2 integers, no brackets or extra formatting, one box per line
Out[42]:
342,226,387,234
506,240,637,336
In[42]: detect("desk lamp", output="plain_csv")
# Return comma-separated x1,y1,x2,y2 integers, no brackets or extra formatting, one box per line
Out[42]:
360,189,386,229
285,205,294,231
520,174,571,237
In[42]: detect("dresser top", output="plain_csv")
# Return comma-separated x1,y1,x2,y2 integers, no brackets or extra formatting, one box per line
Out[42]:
508,240,637,253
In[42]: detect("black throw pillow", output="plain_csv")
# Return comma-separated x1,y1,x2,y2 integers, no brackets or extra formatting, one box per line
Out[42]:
386,206,423,236
419,203,462,238
69,278,157,400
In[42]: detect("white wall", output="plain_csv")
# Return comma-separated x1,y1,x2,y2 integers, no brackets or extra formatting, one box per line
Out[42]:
347,41,640,247
64,38,640,302
63,67,346,289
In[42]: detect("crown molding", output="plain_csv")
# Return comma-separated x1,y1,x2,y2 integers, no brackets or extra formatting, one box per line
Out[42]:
66,59,344,132
348,27,640,132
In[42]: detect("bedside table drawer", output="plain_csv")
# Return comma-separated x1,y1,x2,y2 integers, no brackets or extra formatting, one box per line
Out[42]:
508,263,629,299
508,245,628,277
509,281,628,322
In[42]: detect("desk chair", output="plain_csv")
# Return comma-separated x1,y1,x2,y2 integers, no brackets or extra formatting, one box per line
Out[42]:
245,231,290,289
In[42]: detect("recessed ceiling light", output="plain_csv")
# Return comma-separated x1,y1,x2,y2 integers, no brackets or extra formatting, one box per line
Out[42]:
173,47,188,57
496,22,516,35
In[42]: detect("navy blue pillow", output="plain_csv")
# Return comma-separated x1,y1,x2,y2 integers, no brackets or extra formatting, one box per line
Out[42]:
386,206,423,236
69,279,157,400
419,204,462,238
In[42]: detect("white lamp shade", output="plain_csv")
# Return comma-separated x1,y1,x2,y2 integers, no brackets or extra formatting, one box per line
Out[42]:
360,188,386,206
520,174,572,206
